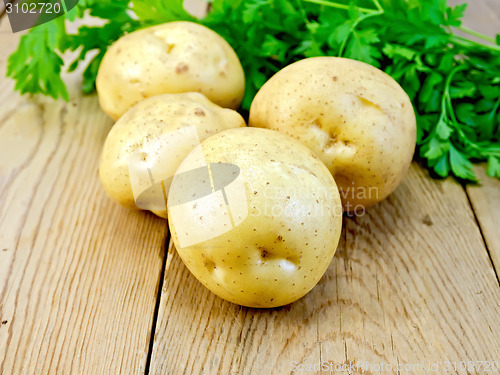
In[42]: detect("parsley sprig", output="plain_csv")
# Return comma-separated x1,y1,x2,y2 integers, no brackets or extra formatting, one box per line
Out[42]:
6,0,500,181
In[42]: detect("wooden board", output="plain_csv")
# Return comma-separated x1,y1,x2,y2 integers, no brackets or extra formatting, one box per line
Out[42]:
0,0,8,18
0,1,499,374
466,166,500,283
149,164,500,375
0,16,168,374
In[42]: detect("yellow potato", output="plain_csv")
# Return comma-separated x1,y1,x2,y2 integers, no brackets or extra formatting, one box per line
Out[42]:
99,92,245,218
249,57,416,212
168,127,343,307
96,21,245,120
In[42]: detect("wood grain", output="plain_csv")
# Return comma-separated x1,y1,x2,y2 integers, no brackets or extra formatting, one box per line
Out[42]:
0,16,168,374
149,164,500,375
466,166,500,282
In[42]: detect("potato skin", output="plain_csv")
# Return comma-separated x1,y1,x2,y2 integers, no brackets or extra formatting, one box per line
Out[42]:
99,93,245,218
249,57,416,211
168,127,343,308
97,21,245,120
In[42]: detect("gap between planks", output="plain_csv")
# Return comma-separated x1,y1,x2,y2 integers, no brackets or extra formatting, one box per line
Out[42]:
144,230,171,375
464,166,500,286
464,192,500,287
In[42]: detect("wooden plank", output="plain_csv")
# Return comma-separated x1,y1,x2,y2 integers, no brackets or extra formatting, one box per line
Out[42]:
149,242,321,375
0,16,167,374
466,166,500,281
149,164,500,374
319,165,500,372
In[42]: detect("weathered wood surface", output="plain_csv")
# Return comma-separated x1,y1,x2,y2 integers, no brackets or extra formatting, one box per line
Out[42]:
0,1,499,375
150,165,500,375
466,166,500,284
0,16,167,374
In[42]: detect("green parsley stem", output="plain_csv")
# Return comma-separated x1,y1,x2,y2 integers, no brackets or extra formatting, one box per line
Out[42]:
457,25,497,44
300,0,377,14
492,97,500,117
455,125,500,157
443,66,500,157
371,0,383,12
450,35,500,52
443,65,467,122
60,0,68,13
337,3,384,57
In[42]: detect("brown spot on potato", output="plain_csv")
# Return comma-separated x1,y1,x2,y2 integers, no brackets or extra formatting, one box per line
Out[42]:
194,107,205,116
176,63,189,73
203,258,217,271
